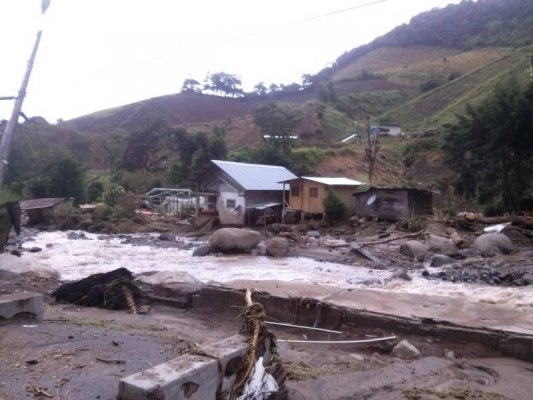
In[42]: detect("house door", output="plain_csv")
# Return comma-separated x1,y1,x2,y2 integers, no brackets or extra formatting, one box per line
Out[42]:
206,195,217,212
291,185,303,209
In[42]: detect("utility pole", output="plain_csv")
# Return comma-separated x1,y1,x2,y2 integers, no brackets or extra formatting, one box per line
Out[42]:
0,0,50,188
364,117,380,185
0,31,43,188
528,55,533,78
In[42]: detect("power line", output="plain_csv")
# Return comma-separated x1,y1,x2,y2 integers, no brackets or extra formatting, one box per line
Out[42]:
218,0,392,44
98,0,392,75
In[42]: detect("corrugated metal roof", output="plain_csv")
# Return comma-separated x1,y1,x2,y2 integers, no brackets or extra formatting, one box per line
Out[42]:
302,177,365,186
212,160,297,191
20,198,67,210
246,202,282,210
354,187,433,195
280,177,365,186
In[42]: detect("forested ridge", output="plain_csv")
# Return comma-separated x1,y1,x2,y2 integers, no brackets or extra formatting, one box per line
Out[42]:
1,0,531,219
330,0,533,77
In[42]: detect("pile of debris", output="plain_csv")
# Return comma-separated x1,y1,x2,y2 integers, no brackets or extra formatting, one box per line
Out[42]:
53,267,140,313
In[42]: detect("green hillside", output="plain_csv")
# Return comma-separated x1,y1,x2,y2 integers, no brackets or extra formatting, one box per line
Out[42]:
378,47,531,128
3,0,532,208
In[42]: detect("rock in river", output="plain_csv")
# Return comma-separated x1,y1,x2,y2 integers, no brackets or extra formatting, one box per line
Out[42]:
473,233,513,256
209,228,261,253
265,237,289,258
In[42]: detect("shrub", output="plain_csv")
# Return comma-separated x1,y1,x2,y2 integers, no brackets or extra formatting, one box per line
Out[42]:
323,190,347,224
93,205,113,222
420,77,444,93
448,71,461,81
397,217,427,232
290,147,332,176
103,184,126,207
112,192,138,219
87,181,105,203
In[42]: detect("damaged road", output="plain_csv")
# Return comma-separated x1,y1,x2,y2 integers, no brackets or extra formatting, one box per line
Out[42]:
1,270,533,399
1,220,532,399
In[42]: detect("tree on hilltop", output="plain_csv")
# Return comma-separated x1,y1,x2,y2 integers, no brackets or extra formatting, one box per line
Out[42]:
204,72,244,97
181,78,202,93
252,102,304,156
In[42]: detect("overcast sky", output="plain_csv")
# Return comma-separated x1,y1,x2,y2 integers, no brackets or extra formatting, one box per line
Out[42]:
0,0,461,123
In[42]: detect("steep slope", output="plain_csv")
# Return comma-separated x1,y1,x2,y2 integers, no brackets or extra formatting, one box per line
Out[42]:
378,49,525,128
64,93,255,134
17,0,530,193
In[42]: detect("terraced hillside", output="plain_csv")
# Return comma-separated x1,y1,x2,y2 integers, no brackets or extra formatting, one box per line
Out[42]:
378,48,529,128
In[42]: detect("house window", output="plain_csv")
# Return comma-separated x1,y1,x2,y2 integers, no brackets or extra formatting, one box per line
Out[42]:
226,199,236,209
309,187,318,198
291,186,300,197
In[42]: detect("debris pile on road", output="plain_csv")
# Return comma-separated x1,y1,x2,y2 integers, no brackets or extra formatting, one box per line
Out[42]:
52,267,140,312
227,290,287,400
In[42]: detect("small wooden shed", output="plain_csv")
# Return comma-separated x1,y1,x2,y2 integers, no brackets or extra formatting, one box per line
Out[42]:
20,198,73,225
281,177,364,221
354,187,433,221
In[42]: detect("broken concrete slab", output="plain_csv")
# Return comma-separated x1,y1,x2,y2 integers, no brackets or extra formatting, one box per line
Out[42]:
118,335,256,400
392,339,420,359
0,291,43,321
118,353,220,399
218,280,533,361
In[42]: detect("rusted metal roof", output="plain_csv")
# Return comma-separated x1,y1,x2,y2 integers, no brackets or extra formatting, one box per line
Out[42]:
20,198,67,210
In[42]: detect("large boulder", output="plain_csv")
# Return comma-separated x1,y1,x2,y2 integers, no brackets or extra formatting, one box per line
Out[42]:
425,222,448,235
192,244,214,257
426,234,458,256
265,237,290,258
0,254,60,280
209,228,261,253
399,240,427,261
473,233,514,256
159,232,176,241
430,254,455,267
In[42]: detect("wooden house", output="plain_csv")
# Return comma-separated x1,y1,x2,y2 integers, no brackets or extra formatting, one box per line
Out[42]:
281,177,364,221
19,198,73,225
353,187,433,221
185,160,297,226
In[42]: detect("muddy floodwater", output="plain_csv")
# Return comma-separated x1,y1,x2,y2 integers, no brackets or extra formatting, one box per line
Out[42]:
23,231,533,313
3,230,533,400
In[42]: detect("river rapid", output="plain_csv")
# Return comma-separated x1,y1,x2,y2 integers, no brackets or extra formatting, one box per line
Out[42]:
22,230,533,313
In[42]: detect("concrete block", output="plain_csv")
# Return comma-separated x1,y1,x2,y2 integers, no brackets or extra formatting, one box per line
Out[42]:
118,334,272,400
201,335,247,394
118,354,219,400
0,291,43,322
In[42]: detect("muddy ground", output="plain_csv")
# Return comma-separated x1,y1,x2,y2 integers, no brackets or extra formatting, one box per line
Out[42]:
1,221,533,399
2,275,533,400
